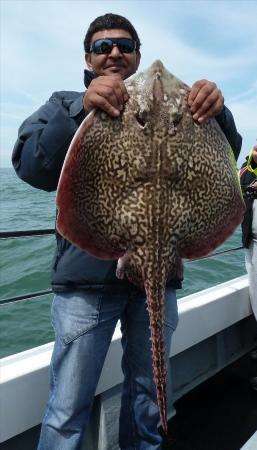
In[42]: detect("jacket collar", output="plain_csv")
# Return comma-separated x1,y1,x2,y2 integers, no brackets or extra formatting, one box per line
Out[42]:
84,69,96,88
69,70,96,117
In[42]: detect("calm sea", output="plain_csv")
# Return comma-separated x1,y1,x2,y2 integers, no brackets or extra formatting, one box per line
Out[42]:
0,168,246,358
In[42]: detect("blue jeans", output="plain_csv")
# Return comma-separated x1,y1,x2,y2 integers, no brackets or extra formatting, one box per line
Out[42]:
37,285,178,450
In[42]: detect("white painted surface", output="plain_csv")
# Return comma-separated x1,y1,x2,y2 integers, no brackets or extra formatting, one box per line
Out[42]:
0,275,251,442
241,431,257,449
172,275,251,356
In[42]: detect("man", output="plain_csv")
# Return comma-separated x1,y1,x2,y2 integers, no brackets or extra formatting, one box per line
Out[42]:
240,143,257,390
12,13,242,450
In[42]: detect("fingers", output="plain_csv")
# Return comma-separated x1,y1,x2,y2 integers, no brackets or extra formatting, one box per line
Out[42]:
84,76,224,122
86,93,121,117
83,76,129,117
188,79,224,122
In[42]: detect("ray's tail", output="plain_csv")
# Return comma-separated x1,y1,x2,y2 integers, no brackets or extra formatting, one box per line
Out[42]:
143,264,168,435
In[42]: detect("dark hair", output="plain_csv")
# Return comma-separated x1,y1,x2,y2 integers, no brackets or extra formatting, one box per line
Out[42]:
84,13,141,53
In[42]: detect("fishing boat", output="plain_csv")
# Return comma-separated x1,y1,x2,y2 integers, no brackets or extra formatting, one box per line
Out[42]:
1,229,257,450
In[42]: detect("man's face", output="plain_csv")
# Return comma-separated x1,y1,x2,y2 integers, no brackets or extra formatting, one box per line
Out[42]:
85,29,141,80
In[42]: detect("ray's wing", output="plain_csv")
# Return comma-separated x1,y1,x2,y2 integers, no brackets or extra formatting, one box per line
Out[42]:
56,111,124,260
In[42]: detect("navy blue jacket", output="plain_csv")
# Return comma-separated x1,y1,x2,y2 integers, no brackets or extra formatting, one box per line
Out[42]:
12,70,242,292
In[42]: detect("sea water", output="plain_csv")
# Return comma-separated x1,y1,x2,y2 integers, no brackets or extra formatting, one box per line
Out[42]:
0,168,246,358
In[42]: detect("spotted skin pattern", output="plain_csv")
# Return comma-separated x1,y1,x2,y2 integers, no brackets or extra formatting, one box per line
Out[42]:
56,60,245,434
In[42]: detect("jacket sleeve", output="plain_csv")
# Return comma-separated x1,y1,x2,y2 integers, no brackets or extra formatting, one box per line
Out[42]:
215,106,242,161
12,92,85,192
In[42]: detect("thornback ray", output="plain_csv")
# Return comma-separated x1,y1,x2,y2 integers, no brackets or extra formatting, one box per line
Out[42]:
56,60,245,433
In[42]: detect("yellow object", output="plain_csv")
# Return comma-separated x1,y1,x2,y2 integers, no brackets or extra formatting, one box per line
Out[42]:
247,151,257,175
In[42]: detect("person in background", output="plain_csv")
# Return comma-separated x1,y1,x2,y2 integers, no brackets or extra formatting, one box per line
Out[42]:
239,143,257,390
12,13,242,450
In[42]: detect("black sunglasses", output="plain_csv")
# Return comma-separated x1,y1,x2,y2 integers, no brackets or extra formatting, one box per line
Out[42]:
89,38,136,55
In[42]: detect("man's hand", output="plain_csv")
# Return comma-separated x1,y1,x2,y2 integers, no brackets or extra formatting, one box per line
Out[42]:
188,80,224,122
83,75,129,117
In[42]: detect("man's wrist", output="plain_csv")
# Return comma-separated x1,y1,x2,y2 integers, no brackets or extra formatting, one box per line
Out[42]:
83,92,90,113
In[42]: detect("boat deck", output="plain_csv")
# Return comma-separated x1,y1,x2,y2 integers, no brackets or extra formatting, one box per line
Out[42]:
164,352,257,450
2,352,257,450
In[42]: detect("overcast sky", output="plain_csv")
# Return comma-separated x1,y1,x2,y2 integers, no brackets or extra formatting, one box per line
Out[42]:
1,0,256,168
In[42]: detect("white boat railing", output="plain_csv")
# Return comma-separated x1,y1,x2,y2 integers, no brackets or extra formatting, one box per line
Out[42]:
0,275,253,445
